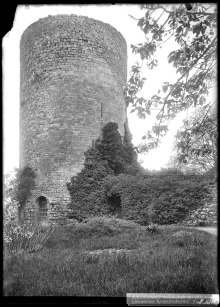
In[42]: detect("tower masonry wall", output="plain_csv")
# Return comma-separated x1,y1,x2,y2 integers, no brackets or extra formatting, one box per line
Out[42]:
20,14,127,222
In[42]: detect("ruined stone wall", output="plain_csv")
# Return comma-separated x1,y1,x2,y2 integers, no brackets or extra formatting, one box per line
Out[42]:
20,14,127,223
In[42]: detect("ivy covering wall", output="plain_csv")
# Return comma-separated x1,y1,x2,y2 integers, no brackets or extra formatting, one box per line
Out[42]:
67,122,141,220
104,171,215,225
11,166,36,220
67,122,216,225
14,166,36,207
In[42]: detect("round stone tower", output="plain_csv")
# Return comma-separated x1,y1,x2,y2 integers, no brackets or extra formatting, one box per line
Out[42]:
19,14,127,223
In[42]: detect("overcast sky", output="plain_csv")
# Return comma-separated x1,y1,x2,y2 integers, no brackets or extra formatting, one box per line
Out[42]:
3,4,188,175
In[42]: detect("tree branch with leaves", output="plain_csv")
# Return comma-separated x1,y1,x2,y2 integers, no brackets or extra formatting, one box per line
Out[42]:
125,3,217,162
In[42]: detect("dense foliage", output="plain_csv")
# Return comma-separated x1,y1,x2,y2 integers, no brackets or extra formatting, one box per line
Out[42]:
3,173,20,246
67,143,114,220
125,4,217,162
169,103,217,173
13,166,36,211
67,122,140,220
4,166,36,222
96,122,139,175
3,170,53,256
67,121,215,224
104,169,215,225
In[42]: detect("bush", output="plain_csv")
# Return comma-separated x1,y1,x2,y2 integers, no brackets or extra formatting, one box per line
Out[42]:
13,166,36,209
4,221,56,255
145,223,159,234
104,171,215,225
104,174,150,225
67,144,114,220
196,220,213,227
3,172,54,256
151,175,214,225
67,122,139,220
67,122,215,225
96,122,139,175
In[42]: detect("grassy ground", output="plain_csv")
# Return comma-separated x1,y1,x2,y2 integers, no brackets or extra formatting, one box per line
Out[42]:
3,217,218,296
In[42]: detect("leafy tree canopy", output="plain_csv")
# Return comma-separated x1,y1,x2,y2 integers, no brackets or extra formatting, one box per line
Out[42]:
125,3,217,163
168,102,217,174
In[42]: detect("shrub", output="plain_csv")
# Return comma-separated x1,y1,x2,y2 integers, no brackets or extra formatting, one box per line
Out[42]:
3,172,55,256
67,122,215,225
196,220,213,227
145,223,159,234
13,166,36,209
104,174,151,225
104,171,215,225
4,221,56,255
67,144,114,220
96,122,125,175
150,175,214,225
95,122,140,175
67,122,139,220
4,181,55,256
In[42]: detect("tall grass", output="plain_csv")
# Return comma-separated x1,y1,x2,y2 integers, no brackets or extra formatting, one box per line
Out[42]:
4,220,56,256
3,217,218,296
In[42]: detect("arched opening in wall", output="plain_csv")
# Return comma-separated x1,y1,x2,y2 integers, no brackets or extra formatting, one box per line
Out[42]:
37,196,48,222
108,194,122,218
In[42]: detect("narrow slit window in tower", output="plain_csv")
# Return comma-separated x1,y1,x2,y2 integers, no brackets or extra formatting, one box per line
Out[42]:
101,102,103,118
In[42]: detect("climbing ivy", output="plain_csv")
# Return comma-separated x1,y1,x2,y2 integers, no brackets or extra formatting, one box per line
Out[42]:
67,122,140,219
104,169,215,225
13,166,36,209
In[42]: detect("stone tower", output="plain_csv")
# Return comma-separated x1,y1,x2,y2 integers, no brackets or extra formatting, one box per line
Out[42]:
20,14,127,223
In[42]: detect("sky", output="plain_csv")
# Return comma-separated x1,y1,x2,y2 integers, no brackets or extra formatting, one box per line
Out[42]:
3,4,189,175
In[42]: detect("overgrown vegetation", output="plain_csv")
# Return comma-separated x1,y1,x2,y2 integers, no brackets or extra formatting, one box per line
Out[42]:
3,169,54,257
125,4,217,164
67,123,215,224
67,122,142,220
169,104,217,173
13,166,36,213
3,5,218,297
104,170,215,225
67,143,113,219
4,220,55,256
95,122,137,175
4,217,218,296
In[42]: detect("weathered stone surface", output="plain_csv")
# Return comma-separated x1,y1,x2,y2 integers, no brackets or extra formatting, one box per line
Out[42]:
20,14,127,223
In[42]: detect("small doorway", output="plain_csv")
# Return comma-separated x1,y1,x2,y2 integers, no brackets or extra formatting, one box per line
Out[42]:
37,196,48,222
108,194,122,218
